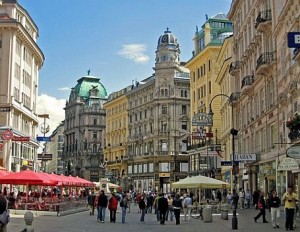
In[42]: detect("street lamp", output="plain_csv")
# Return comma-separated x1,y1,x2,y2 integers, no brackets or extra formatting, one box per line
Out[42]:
207,93,238,230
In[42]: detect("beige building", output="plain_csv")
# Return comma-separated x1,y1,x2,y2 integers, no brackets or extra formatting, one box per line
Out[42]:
0,0,44,171
45,121,64,174
228,0,300,196
125,29,190,193
103,87,129,188
186,14,233,180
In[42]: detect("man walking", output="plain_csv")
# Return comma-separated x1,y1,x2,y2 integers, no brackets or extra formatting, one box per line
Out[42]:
157,193,168,225
282,186,298,230
182,194,193,221
97,190,108,223
269,190,281,228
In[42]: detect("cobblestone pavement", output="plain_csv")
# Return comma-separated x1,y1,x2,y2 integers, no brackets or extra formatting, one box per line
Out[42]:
6,205,299,232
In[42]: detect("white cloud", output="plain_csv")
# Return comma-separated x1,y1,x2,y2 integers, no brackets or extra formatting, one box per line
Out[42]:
118,44,150,64
36,94,65,136
57,87,71,91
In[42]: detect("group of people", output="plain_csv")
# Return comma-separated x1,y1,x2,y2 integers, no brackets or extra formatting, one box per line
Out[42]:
254,186,298,231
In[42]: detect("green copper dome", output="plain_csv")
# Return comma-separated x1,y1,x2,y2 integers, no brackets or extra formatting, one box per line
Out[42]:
72,75,107,99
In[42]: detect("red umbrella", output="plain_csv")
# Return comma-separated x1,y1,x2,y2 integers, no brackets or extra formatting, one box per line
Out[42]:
75,176,95,187
0,170,54,185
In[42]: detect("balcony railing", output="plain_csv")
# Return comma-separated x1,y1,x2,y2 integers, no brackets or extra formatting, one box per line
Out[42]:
229,61,241,75
256,52,275,74
241,75,254,88
255,9,272,31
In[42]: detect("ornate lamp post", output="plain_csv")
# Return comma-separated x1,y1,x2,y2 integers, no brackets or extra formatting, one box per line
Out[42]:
207,93,238,230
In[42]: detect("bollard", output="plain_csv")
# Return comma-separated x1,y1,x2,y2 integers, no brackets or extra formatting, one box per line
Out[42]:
23,211,34,232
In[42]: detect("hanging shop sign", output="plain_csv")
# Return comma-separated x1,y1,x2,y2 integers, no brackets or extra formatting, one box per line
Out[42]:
277,157,299,171
2,130,13,140
192,113,212,127
286,145,300,159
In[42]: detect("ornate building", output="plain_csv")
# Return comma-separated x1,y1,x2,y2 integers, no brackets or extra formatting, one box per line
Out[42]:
125,29,190,193
227,0,300,196
63,74,107,182
186,14,233,179
0,0,44,171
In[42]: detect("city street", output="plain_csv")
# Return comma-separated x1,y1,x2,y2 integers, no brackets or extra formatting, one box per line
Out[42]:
7,205,296,232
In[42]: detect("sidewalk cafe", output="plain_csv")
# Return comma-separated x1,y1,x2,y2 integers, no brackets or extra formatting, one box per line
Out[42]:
0,170,95,216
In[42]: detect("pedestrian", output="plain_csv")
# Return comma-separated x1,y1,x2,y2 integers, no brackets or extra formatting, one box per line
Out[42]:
245,189,251,209
157,192,168,225
97,190,108,223
238,188,245,209
282,185,298,230
182,194,193,221
146,193,154,213
139,196,146,223
166,195,174,222
87,190,96,215
153,193,160,221
269,190,281,229
254,191,268,223
0,191,8,232
120,194,129,223
253,190,260,209
173,193,182,225
108,192,118,223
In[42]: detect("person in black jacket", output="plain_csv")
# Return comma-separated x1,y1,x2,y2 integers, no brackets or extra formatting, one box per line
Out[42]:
87,191,96,215
139,196,146,222
97,190,108,223
172,194,182,225
269,190,281,228
254,191,268,223
0,191,8,232
157,193,168,225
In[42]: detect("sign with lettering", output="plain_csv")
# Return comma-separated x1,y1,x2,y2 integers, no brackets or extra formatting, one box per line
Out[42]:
231,153,257,161
0,107,11,112
192,113,213,127
286,145,300,159
221,161,239,166
37,153,53,160
278,157,299,171
12,136,30,142
287,32,300,48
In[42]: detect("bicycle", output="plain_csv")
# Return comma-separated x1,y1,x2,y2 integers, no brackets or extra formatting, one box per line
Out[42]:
191,205,203,220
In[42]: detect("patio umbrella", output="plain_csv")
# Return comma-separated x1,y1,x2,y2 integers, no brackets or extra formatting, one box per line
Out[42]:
75,176,95,187
0,170,54,185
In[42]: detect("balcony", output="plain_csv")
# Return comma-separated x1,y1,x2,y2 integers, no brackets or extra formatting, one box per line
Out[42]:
241,75,254,95
229,61,241,76
255,9,272,33
229,92,241,107
293,48,300,63
256,52,275,75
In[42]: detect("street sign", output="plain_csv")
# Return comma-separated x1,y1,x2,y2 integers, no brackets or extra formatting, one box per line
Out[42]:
278,157,299,171
231,153,257,161
192,113,212,126
37,153,53,160
287,32,300,48
36,136,52,142
221,161,239,166
12,136,30,142
286,145,300,159
2,130,13,140
0,107,11,112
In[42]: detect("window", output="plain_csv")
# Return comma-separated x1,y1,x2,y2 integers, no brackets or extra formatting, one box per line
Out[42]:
161,121,167,131
149,163,154,172
93,118,97,125
159,163,170,172
143,164,148,173
162,105,167,114
93,132,97,139
180,163,189,172
182,121,188,130
182,105,187,114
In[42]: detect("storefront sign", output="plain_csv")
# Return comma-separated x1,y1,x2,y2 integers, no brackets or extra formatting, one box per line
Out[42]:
232,153,257,161
277,157,299,171
286,145,300,159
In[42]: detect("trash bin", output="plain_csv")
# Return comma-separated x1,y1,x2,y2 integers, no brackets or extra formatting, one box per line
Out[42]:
203,206,212,222
221,209,228,220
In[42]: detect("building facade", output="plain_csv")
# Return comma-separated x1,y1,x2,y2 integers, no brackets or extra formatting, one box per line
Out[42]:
228,0,300,196
125,29,190,193
103,87,129,188
45,121,64,174
186,14,233,179
0,0,44,171
62,74,107,182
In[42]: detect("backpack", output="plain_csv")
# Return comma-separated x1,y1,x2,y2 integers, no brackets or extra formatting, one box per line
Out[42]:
120,199,124,207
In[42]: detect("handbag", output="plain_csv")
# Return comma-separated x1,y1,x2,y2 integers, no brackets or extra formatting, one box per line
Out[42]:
0,210,10,225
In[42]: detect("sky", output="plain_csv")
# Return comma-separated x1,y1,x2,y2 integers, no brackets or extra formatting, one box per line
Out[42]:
18,0,232,135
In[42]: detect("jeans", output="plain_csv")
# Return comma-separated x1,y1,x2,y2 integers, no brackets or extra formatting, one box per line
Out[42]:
110,210,116,222
121,206,127,223
271,207,280,227
140,208,146,221
285,208,295,229
174,208,181,225
98,206,106,221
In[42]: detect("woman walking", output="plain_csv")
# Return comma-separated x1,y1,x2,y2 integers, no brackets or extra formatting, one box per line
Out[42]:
254,191,268,223
108,193,118,223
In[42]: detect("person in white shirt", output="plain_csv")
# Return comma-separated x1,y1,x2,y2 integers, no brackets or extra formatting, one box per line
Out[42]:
182,194,193,221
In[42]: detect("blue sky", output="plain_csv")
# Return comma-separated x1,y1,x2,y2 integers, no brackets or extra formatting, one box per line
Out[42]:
18,0,231,131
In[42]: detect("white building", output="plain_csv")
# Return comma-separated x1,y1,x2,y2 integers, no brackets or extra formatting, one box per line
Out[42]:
0,0,44,171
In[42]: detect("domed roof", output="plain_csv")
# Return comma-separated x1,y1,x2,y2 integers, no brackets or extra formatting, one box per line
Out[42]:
157,28,179,47
72,75,107,99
